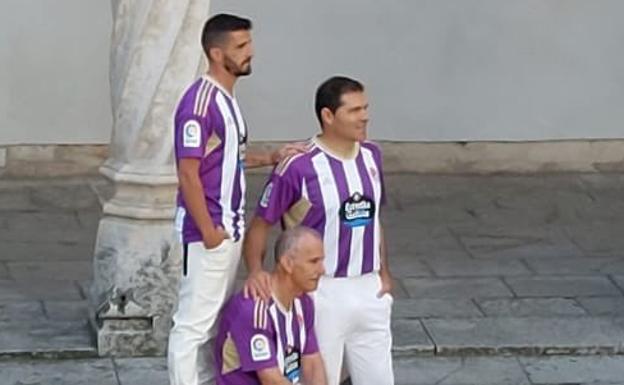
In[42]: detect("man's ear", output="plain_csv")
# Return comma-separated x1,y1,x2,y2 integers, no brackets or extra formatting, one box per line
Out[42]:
209,47,223,63
279,255,294,274
320,107,334,127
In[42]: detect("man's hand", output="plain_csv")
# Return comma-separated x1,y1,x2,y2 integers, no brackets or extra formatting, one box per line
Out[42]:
270,141,308,164
202,226,229,250
244,269,272,301
377,270,394,298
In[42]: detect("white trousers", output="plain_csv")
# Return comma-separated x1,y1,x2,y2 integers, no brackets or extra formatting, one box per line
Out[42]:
314,273,394,385
168,239,242,385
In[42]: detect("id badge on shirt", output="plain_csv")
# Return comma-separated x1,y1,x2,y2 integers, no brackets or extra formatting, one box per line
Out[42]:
284,348,301,384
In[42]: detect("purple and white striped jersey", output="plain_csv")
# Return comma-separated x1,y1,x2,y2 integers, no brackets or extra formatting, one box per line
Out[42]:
174,75,247,243
256,137,386,278
215,292,318,385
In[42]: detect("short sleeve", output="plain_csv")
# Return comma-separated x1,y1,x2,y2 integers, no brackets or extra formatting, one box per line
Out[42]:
369,143,386,206
229,300,279,372
255,167,300,225
174,110,212,159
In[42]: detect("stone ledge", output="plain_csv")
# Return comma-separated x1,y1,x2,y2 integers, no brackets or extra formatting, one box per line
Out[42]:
3,140,624,177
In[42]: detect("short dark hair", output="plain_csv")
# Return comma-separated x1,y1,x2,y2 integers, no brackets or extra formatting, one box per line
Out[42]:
314,76,364,126
201,14,252,59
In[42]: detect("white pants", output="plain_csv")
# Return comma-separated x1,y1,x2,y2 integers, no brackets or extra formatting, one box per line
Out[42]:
168,239,242,385
314,273,394,385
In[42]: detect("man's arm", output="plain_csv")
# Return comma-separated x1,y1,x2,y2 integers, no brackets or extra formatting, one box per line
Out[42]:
178,158,227,248
377,223,394,297
244,142,308,169
256,367,293,385
242,216,273,300
301,353,327,385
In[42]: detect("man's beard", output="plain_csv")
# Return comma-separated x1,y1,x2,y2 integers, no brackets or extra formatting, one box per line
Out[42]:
224,57,252,77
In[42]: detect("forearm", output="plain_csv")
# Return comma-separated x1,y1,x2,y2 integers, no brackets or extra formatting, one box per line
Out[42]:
379,224,390,276
243,217,270,272
257,367,292,385
244,149,273,169
302,354,327,385
179,172,217,239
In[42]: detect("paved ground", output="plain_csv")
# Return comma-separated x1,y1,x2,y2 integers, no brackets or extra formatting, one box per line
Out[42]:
1,173,624,384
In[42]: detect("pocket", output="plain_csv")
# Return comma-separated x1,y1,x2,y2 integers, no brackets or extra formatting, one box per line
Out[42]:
205,237,230,252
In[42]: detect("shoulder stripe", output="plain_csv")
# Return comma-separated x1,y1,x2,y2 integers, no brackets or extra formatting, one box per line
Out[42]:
193,79,208,115
199,84,216,117
274,140,317,176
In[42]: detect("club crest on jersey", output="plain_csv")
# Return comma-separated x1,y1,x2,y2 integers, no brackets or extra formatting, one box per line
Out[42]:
339,192,375,227
250,334,271,361
183,120,201,148
259,182,273,208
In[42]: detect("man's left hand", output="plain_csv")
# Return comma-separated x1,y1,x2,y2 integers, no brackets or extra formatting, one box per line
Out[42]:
270,142,308,164
377,271,394,298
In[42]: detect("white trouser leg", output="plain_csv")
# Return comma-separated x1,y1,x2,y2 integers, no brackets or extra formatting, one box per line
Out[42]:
168,239,241,385
314,276,347,385
344,273,394,385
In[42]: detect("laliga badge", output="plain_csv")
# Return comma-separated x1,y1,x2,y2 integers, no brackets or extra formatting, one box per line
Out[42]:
250,334,271,362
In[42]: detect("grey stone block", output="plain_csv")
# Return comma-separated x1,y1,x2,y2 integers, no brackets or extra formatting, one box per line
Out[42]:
385,224,471,260
505,276,622,297
8,261,92,282
391,319,435,355
43,300,88,322
0,279,83,301
477,298,587,317
390,257,432,278
0,301,45,323
565,223,624,257
454,225,584,259
402,277,513,299
393,298,483,319
0,359,115,385
0,240,95,262
0,262,9,279
0,320,95,357
520,356,624,385
394,356,529,385
0,211,85,243
525,257,624,275
422,317,624,355
114,357,168,385
427,258,531,277
577,297,624,316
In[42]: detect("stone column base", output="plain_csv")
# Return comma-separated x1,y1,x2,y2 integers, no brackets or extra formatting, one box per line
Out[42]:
89,216,181,356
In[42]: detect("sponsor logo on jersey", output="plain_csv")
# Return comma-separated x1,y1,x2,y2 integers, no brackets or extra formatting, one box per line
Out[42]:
339,192,375,227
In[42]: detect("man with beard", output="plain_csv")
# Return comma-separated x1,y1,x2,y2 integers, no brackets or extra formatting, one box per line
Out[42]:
168,14,302,385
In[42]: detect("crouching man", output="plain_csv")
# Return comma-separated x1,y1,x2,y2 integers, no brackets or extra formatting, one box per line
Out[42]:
214,227,327,385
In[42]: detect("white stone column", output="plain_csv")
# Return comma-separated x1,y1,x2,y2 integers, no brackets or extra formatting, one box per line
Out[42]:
90,0,210,356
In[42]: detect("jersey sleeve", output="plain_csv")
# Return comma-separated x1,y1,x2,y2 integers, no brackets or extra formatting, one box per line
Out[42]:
301,295,319,355
228,299,279,372
255,166,301,225
174,107,212,159
369,143,387,206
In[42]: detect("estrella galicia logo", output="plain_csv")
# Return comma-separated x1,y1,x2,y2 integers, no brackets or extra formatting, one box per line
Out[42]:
340,192,375,227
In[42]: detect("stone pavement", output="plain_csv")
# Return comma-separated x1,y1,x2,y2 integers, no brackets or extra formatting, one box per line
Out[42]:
1,173,624,384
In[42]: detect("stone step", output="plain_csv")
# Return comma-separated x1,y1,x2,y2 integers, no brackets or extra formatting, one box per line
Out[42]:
393,316,624,356
0,320,96,360
2,316,624,360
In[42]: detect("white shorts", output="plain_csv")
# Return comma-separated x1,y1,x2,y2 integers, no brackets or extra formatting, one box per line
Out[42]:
168,238,242,385
314,272,394,385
